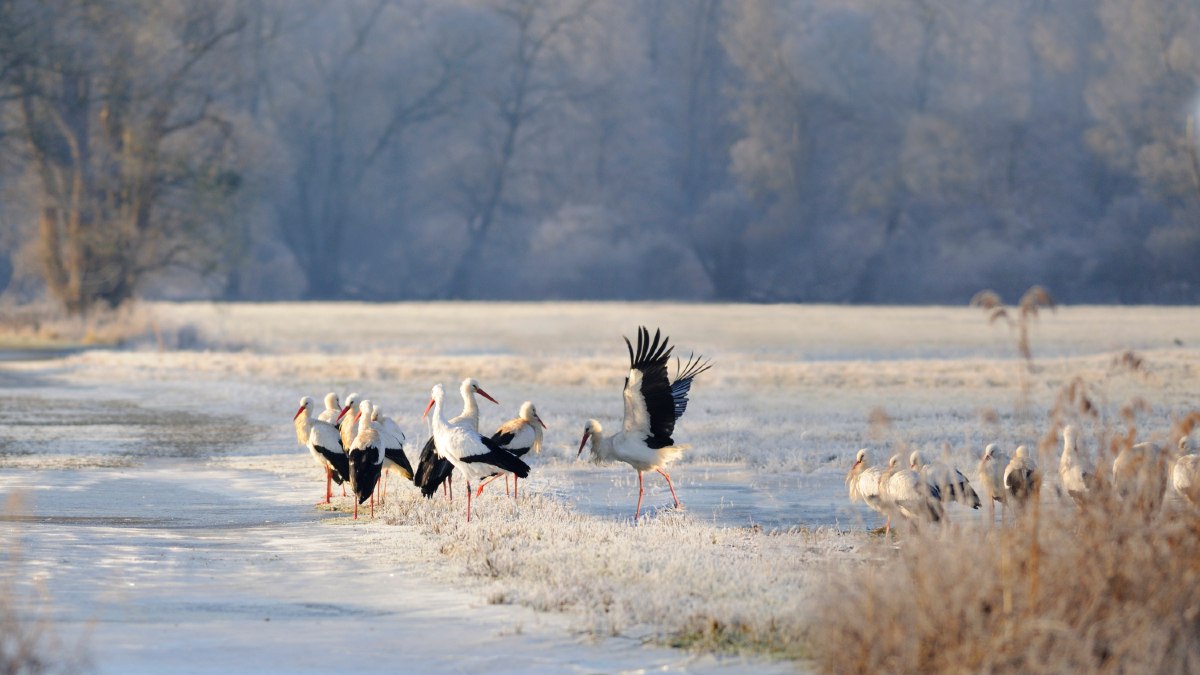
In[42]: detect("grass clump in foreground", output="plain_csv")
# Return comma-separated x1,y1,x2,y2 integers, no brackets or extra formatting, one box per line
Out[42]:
383,485,854,658
813,436,1200,674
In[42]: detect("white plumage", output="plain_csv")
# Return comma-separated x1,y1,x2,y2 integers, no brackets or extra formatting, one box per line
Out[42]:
1112,440,1167,513
1173,437,1200,505
910,449,980,509
339,392,361,450
1059,425,1096,506
477,401,546,498
977,444,1008,506
577,327,711,521
846,449,887,529
1003,445,1039,511
880,454,943,531
347,400,384,520
414,378,497,500
293,396,349,505
317,392,342,425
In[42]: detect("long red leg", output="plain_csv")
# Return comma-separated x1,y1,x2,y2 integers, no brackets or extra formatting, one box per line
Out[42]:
322,470,332,505
466,480,472,523
354,499,358,520
635,472,644,522
370,491,374,519
514,476,518,501
443,482,447,498
505,475,510,497
342,483,346,497
448,476,453,502
476,474,503,497
656,468,680,508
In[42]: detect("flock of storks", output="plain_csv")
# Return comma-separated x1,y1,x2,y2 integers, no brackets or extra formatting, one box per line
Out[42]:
291,327,712,521
847,424,1200,534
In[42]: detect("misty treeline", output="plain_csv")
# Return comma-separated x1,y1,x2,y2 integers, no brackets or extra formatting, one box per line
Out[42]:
0,0,1198,310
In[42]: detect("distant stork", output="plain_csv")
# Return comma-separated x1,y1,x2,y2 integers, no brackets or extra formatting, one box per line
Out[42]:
1003,445,1039,512
423,384,529,522
977,443,1009,524
846,449,887,530
370,405,413,503
879,454,943,534
1059,425,1096,507
317,392,342,425
477,401,546,499
1173,436,1200,504
414,378,497,500
911,449,981,510
577,327,711,521
293,397,350,505
348,400,384,519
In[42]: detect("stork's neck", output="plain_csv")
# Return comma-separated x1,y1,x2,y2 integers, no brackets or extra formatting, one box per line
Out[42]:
459,388,479,428
294,410,312,445
587,431,614,462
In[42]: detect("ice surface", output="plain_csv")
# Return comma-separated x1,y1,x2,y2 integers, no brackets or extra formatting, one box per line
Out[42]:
2,302,1199,672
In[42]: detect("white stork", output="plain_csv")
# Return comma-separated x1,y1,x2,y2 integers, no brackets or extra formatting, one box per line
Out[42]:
879,454,943,535
910,449,981,509
317,392,342,425
477,401,546,499
1112,440,1168,513
1059,425,1096,506
1173,436,1200,505
977,443,1009,523
292,397,350,505
414,378,498,500
422,384,530,522
846,449,887,531
1003,445,1039,512
347,400,384,519
338,392,361,450
577,327,712,522
370,405,413,503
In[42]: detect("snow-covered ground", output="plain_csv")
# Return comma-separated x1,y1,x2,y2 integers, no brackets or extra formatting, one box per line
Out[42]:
2,302,1199,672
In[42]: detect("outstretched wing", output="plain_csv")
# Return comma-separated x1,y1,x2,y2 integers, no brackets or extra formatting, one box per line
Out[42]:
621,327,677,449
669,353,712,421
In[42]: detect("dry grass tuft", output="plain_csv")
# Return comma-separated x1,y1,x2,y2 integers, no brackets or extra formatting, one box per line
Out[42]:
0,300,152,349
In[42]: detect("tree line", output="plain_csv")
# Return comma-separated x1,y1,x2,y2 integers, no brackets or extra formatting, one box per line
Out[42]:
0,0,1198,311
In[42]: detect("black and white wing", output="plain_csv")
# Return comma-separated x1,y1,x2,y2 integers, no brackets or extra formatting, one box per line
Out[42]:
621,327,676,449
461,435,531,478
310,421,349,484
669,353,712,422
414,437,453,498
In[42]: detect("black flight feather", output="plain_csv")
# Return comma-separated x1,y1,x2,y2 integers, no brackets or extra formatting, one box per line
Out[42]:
461,435,530,478
313,444,349,485
414,436,454,498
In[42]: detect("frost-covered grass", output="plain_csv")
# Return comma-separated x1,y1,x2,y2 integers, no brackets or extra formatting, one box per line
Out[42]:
370,484,856,657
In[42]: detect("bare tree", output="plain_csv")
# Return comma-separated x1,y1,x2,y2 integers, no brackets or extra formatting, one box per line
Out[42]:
4,0,246,313
443,0,595,299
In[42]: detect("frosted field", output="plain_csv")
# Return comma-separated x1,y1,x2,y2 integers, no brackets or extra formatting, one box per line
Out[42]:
3,302,1200,673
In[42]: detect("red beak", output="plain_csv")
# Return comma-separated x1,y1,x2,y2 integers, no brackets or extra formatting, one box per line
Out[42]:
293,406,305,421
422,399,435,420
476,388,498,405
537,415,547,430
353,412,362,423
335,405,351,423
577,432,589,457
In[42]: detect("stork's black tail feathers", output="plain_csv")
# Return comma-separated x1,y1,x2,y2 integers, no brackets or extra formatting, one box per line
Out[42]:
385,447,414,480
461,436,530,478
414,436,454,498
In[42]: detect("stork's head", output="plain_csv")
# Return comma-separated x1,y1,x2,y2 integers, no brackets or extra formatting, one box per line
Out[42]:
886,454,902,471
293,396,314,420
520,401,547,429
983,443,999,461
424,384,445,419
847,448,869,482
353,399,372,425
1180,436,1195,454
909,450,925,470
370,406,382,422
462,378,498,405
1014,445,1029,459
338,392,360,423
323,392,340,412
578,419,602,457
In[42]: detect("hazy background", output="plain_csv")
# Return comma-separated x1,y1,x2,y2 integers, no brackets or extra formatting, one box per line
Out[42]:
1,0,1199,309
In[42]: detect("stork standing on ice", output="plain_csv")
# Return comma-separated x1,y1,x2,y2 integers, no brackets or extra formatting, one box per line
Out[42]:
1059,425,1096,507
371,406,413,504
293,397,350,505
348,400,385,519
846,449,887,531
577,327,712,522
414,378,498,500
1003,445,1039,512
977,443,1009,523
423,384,530,522
879,454,943,535
477,402,546,499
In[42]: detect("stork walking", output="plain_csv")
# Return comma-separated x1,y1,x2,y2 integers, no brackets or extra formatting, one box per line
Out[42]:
414,378,498,500
347,400,385,519
1059,425,1096,507
977,443,1009,524
577,327,712,522
423,384,529,522
1003,445,1039,512
846,449,887,531
293,397,350,505
477,402,546,499
371,405,413,503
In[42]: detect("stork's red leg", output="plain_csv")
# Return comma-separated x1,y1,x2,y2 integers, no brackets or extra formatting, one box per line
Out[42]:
635,472,644,522
505,475,510,497
342,483,346,497
354,499,358,520
448,476,453,501
656,468,680,508
466,480,472,523
370,491,374,519
322,470,332,505
513,477,518,501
